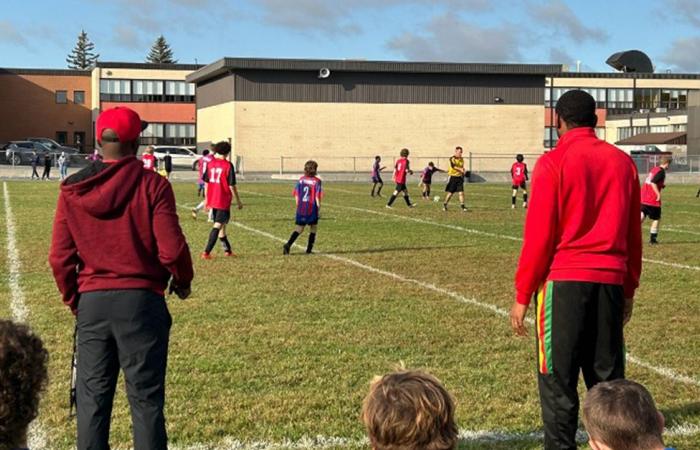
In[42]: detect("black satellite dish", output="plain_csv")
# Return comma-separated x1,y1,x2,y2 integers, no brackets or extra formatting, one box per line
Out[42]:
606,50,654,73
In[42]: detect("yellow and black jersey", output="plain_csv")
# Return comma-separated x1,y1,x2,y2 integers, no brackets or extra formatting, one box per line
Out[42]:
447,156,464,177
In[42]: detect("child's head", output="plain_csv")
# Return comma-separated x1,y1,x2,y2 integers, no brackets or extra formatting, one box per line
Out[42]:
202,149,210,156
516,154,524,162
304,160,318,177
582,379,665,450
214,141,231,156
0,320,48,449
362,370,458,450
428,162,435,168
375,155,381,161
659,156,672,168
454,146,463,156
400,148,410,158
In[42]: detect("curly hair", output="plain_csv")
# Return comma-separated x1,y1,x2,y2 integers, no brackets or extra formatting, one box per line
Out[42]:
400,148,410,158
304,160,318,177
214,141,231,156
0,320,48,450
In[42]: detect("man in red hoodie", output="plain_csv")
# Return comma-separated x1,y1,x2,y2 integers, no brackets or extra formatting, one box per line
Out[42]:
49,107,193,450
511,90,642,450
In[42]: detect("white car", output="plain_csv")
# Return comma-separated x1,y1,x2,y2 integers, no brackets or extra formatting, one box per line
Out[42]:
152,146,202,171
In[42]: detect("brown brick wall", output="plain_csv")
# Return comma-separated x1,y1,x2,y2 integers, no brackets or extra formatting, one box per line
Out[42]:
0,73,93,150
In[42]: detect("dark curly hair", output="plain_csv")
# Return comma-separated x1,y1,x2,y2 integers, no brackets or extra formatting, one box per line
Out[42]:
0,320,48,450
214,141,231,156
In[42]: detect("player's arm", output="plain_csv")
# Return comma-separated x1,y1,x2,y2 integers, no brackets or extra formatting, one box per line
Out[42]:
228,164,243,209
650,170,665,201
512,157,559,334
525,165,529,181
48,194,82,313
152,180,193,298
380,166,386,171
451,157,464,175
407,160,413,175
623,168,642,325
202,166,210,208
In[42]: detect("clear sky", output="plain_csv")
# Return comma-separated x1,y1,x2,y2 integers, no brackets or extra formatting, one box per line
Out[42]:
1,0,698,72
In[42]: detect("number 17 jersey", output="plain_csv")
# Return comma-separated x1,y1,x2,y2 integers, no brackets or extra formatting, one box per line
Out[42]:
204,158,236,210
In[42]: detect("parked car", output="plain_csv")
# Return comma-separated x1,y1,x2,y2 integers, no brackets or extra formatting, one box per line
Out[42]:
152,146,201,170
27,137,78,153
4,141,78,165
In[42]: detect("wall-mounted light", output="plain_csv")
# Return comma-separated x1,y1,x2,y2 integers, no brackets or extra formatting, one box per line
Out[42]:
494,96,504,103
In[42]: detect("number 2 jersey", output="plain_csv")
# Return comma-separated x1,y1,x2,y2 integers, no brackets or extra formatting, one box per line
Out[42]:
204,157,236,210
294,176,323,219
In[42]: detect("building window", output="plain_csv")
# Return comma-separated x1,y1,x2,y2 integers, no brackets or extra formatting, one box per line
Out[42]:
56,131,67,145
140,123,195,145
660,89,687,110
74,90,85,104
56,90,67,104
100,79,132,102
165,81,195,102
544,127,558,148
607,89,634,113
133,80,164,102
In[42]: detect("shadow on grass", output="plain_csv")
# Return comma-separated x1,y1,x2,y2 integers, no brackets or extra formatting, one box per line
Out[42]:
323,244,473,255
662,402,700,421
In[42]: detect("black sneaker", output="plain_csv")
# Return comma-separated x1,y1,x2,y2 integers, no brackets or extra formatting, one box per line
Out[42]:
443,203,448,211
283,244,290,255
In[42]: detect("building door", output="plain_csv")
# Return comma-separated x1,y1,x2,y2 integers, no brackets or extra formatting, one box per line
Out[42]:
56,131,67,145
74,132,85,152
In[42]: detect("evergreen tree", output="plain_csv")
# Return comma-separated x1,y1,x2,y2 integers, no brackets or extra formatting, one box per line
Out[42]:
66,30,99,70
146,35,178,64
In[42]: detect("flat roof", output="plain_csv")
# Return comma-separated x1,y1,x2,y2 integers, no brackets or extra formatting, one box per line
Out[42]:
555,72,700,80
187,57,564,84
616,132,687,145
0,68,91,76
96,61,204,71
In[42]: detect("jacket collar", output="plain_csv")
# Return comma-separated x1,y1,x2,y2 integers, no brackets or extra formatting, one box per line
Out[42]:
556,127,596,148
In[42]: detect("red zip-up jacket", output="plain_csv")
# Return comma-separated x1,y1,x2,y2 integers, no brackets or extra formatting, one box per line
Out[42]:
515,128,642,305
49,156,193,312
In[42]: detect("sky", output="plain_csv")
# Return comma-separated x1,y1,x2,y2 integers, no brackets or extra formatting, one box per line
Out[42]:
1,0,699,72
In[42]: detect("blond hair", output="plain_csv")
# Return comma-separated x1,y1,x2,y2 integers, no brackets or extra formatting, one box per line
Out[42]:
361,370,457,450
582,380,664,450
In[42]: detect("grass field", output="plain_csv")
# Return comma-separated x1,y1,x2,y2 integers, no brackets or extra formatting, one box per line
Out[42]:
1,180,699,450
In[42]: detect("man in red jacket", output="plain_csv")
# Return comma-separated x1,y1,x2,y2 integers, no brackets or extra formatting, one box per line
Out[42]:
49,107,193,450
510,90,642,450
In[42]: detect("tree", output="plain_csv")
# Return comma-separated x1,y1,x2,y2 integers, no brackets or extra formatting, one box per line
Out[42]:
146,35,178,64
66,30,99,70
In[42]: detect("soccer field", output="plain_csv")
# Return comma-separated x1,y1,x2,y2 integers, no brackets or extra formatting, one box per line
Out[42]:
2,180,699,450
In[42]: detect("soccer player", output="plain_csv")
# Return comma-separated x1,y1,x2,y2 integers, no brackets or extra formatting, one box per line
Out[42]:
641,156,671,245
371,155,386,197
443,146,467,212
511,153,529,209
419,162,445,200
511,90,641,450
386,148,415,209
142,146,157,172
201,141,243,259
283,160,323,255
191,148,215,220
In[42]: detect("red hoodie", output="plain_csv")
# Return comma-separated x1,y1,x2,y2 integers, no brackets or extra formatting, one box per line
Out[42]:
49,156,193,312
515,128,642,306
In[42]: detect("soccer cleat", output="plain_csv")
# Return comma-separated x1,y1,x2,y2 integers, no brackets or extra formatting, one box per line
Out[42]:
511,204,516,209
385,205,393,209
408,203,416,208
461,206,468,213
224,251,236,257
650,240,659,245
200,252,213,260
523,202,528,209
442,204,448,211
191,208,197,220
282,244,290,255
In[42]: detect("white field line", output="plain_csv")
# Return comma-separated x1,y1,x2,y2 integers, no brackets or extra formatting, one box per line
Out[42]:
665,227,700,236
3,182,47,449
175,205,700,448
231,192,700,386
243,190,700,272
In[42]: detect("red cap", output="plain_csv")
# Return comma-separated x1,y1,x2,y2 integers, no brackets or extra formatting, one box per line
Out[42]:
96,107,148,144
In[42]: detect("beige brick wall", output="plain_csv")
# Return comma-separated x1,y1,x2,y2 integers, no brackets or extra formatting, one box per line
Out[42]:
231,102,544,172
196,102,235,146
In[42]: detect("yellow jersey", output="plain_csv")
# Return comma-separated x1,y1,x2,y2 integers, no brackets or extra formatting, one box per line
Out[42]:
447,156,464,177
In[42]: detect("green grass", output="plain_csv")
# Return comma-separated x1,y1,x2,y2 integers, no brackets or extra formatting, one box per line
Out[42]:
2,180,699,449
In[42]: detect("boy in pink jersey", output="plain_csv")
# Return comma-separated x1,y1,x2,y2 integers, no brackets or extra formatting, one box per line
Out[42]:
386,148,415,209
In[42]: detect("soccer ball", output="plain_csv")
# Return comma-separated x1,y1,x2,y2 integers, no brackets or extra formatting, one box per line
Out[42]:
433,195,440,202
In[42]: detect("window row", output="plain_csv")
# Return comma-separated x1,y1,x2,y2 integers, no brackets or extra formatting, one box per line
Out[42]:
543,127,605,148
99,79,195,103
140,123,196,146
617,124,687,141
545,87,688,112
55,90,85,104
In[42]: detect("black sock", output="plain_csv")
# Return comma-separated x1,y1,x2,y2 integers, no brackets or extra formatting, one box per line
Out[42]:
523,193,528,203
512,195,516,205
404,195,412,206
205,228,219,254
371,184,376,196
220,236,232,253
306,233,316,253
387,194,397,206
650,232,658,242
286,231,300,247
377,184,383,195
461,203,466,210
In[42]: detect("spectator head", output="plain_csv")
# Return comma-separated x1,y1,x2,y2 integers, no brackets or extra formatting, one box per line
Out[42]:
361,370,458,450
400,148,410,158
202,149,210,156
582,379,666,450
304,160,318,177
375,155,381,161
214,141,231,157
428,162,435,168
659,156,672,168
555,90,598,134
516,154,524,163
96,107,148,159
0,320,49,449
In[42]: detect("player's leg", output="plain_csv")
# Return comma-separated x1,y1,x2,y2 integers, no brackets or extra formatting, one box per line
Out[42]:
218,224,234,256
402,186,414,207
386,185,401,207
697,187,700,198
426,184,431,199
284,224,305,254
371,181,377,197
191,200,206,219
522,186,528,208
512,187,518,209
203,222,223,258
306,224,318,254
458,191,466,211
650,219,660,244
376,180,383,197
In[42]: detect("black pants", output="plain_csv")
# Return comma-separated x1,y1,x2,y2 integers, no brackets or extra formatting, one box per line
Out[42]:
76,290,171,450
535,281,625,450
